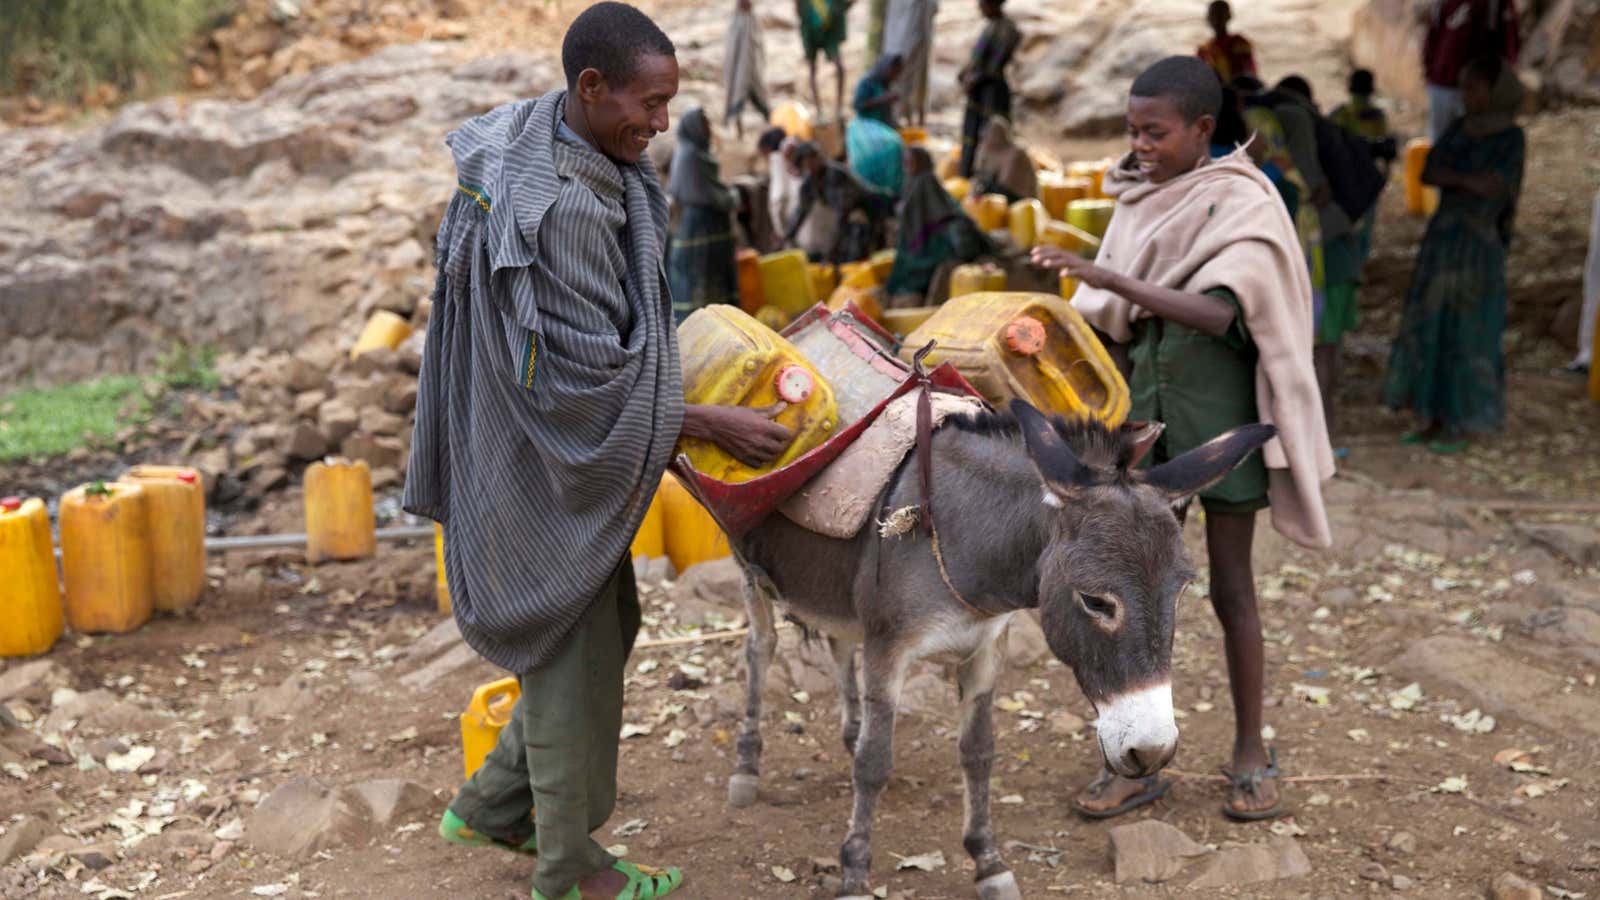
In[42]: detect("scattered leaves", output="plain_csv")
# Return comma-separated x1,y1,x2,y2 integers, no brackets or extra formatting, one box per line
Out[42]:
771,865,796,883
894,850,947,872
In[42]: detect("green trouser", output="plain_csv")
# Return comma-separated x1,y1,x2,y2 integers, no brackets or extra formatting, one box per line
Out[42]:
448,558,641,898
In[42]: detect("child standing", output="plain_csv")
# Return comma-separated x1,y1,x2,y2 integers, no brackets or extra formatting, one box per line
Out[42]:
1384,56,1526,452
958,0,1021,178
1032,55,1334,822
723,0,770,139
1331,69,1396,265
1197,0,1257,85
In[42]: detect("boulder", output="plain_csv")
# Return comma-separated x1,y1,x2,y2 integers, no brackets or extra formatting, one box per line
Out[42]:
292,389,328,419
0,660,70,704
675,557,745,608
43,689,169,736
359,407,407,437
0,818,56,865
1516,523,1600,568
1004,611,1052,668
283,422,330,461
1186,837,1311,889
1391,636,1600,736
1108,820,1210,885
340,433,405,469
1490,872,1543,900
318,398,361,444
343,779,437,826
245,778,372,859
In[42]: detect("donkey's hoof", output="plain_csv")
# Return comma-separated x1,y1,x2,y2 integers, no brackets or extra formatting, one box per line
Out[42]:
975,870,1021,900
727,773,759,808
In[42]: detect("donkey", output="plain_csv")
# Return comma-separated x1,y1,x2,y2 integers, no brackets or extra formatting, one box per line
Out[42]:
724,397,1275,899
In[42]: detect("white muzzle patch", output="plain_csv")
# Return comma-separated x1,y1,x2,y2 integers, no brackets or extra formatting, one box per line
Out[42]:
1095,682,1179,775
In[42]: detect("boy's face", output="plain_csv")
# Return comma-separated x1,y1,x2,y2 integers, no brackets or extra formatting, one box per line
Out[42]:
1207,3,1230,34
1461,71,1493,116
1126,94,1215,185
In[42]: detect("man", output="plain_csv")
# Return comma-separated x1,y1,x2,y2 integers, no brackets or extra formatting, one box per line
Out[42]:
404,5,792,899
1196,0,1258,85
1420,0,1520,140
722,0,770,139
958,0,1021,178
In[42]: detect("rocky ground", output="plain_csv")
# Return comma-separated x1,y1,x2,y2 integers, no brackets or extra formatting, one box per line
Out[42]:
4,0,1600,897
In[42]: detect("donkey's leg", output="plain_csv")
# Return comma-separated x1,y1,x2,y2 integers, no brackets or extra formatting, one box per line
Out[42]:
729,576,778,808
837,646,908,899
957,636,1021,900
827,637,862,756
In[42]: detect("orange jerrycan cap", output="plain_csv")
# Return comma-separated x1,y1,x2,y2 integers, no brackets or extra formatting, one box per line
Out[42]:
774,365,815,404
0,496,21,512
176,470,198,484
1004,317,1047,356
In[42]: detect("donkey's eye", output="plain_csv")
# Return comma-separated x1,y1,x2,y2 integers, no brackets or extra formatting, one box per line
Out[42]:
1078,593,1122,624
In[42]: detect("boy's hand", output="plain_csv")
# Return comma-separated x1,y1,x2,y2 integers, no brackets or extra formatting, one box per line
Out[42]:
1461,171,1505,198
682,404,795,468
1030,246,1121,291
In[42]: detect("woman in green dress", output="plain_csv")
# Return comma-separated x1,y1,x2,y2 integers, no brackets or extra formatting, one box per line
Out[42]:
1383,57,1526,453
885,147,995,302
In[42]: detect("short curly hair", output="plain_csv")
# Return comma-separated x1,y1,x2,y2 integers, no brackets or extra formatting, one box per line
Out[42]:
561,2,676,90
1129,56,1222,123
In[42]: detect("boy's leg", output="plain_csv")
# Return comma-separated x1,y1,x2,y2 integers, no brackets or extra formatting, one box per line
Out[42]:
1204,508,1278,817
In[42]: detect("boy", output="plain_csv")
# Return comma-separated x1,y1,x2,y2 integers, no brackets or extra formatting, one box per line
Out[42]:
1197,0,1257,85
1331,69,1397,265
1031,55,1334,822
798,0,850,123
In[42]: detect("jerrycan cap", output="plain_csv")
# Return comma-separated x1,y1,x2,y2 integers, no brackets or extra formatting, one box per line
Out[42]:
176,470,198,484
1004,317,1047,356
0,496,21,512
773,365,814,404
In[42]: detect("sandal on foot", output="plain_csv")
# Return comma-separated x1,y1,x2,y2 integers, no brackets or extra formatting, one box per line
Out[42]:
1399,431,1429,445
1221,747,1283,822
1426,438,1469,455
534,860,684,900
439,809,537,855
1071,770,1174,820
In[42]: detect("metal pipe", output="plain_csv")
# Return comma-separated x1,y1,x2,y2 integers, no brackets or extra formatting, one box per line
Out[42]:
51,524,435,558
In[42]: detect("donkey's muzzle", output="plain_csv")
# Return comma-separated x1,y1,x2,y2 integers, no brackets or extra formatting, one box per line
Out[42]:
1095,682,1180,779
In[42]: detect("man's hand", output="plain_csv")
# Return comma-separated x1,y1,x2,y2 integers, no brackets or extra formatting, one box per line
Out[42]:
681,404,795,468
1029,246,1122,291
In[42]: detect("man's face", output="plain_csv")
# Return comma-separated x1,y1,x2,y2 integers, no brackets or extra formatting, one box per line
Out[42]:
1126,94,1214,185
577,53,680,164
1207,3,1230,34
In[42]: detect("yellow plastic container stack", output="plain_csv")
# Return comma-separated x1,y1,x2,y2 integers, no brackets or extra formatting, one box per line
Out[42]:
350,310,413,359
0,497,64,657
949,262,1008,299
630,488,666,560
1009,198,1048,249
827,284,885,323
901,291,1131,425
809,263,841,303
1039,175,1091,220
898,126,929,145
757,249,817,319
839,260,878,289
770,101,814,141
937,144,962,180
304,458,377,564
736,248,765,315
943,176,972,202
966,193,1010,232
676,305,839,482
460,676,520,779
1402,138,1439,216
118,465,205,613
60,482,154,635
1040,220,1096,255
434,523,451,615
659,473,732,572
1067,199,1116,246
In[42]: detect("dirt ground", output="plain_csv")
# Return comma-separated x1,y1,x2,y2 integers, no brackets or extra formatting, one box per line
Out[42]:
6,5,1600,899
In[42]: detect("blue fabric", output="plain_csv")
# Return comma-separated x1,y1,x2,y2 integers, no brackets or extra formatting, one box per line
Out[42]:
845,115,904,197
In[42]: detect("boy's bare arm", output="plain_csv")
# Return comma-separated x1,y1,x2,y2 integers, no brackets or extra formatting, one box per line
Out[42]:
1033,246,1236,337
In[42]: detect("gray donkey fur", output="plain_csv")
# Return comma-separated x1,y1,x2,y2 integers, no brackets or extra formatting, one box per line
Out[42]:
725,398,1275,899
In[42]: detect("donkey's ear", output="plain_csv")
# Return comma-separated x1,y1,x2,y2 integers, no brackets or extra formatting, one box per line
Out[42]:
1137,423,1276,502
1120,420,1165,469
1011,398,1090,503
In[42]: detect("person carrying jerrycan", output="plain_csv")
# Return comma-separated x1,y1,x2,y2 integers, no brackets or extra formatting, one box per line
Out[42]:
404,5,793,898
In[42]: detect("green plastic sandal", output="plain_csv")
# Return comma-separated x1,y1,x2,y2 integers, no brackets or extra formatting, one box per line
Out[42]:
439,809,538,855
532,860,684,900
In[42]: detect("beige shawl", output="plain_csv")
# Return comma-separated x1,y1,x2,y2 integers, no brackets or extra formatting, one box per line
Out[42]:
1072,149,1335,549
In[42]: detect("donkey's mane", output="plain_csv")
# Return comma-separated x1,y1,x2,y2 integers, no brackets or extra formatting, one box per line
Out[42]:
944,408,1134,472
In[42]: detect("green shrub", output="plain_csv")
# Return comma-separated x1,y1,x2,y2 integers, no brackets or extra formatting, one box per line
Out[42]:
0,0,232,101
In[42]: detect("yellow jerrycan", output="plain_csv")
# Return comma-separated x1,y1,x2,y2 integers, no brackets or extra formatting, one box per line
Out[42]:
659,472,731,573
757,249,817,318
630,487,667,560
1066,199,1115,244
60,482,154,634
902,291,1130,426
0,496,64,657
433,523,451,615
460,676,521,779
1402,139,1439,216
966,193,1010,231
949,263,1008,299
350,310,413,359
1039,174,1091,220
304,458,377,563
676,305,839,482
942,176,972,202
118,465,205,612
1008,198,1048,249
